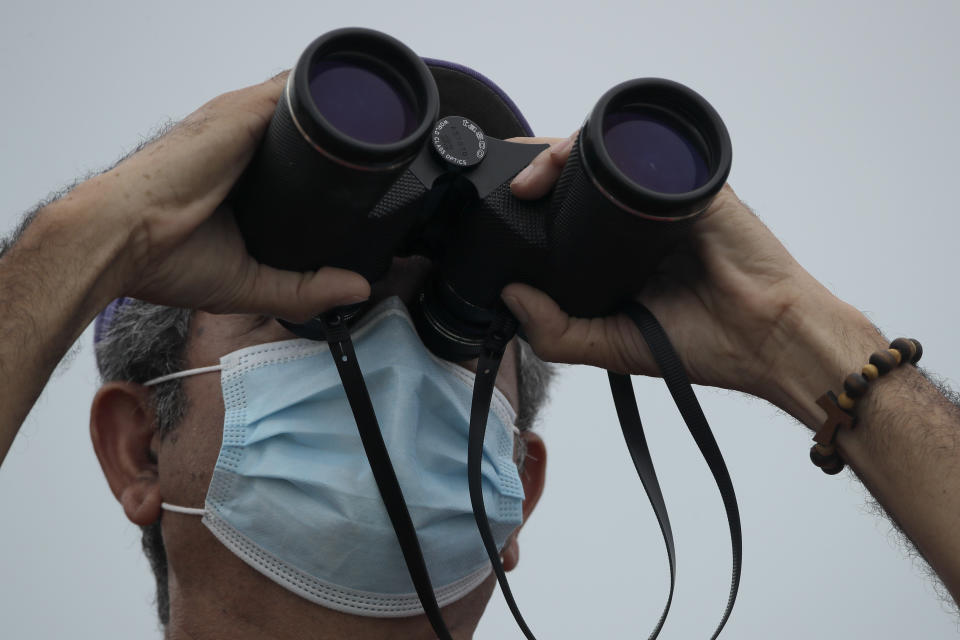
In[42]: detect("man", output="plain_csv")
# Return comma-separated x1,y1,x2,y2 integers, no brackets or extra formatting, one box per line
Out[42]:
90,254,554,637
1,74,959,638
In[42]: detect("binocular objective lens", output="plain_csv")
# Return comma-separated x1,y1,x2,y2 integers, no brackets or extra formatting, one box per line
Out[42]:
308,58,419,145
602,108,709,194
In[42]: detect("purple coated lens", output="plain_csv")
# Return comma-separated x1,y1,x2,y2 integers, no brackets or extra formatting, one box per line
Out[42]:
308,58,418,145
603,108,709,194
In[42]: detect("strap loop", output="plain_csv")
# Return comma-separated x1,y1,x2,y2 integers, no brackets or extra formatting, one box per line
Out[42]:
607,371,675,639
619,301,741,639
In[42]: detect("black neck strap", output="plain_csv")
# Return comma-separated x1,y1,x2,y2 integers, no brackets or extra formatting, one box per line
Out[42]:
466,313,538,639
318,311,455,640
465,302,741,639
618,301,742,639
607,371,675,638
322,299,740,639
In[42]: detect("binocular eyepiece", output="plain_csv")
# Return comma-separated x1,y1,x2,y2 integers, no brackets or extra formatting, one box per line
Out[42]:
233,27,732,360
285,30,437,169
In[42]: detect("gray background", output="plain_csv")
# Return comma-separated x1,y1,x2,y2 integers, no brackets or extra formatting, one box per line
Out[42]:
1,0,958,637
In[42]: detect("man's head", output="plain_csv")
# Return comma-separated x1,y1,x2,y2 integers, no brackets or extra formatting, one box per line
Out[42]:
90,259,555,636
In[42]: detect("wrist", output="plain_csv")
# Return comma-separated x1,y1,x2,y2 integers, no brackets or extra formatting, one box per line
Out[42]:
759,289,887,430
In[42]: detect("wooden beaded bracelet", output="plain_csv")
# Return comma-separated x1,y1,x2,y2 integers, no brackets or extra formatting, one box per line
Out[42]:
810,337,923,475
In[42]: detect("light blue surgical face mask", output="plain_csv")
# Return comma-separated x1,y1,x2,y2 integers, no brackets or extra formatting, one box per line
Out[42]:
153,297,524,617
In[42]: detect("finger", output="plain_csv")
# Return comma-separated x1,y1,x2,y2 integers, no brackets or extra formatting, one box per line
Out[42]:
223,264,371,322
504,136,565,146
230,70,289,110
266,69,291,90
123,75,293,224
510,131,579,200
189,71,290,143
501,282,657,376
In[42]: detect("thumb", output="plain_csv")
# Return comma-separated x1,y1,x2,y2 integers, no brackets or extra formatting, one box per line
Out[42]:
226,263,371,322
501,283,654,375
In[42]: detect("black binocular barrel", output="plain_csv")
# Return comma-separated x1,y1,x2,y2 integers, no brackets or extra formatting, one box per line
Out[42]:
231,27,732,363
542,78,731,316
423,78,733,361
233,28,439,283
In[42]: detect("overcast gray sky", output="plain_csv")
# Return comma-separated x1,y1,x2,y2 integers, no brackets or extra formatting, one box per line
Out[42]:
2,0,959,638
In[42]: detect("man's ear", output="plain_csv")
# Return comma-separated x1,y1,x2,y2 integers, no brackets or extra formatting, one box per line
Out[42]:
502,431,547,572
90,382,163,526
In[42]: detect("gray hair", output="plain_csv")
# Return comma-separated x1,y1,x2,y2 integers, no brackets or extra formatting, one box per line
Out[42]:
94,301,191,627
94,301,555,627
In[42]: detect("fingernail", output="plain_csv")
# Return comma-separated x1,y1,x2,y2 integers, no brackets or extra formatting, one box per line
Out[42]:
550,134,575,160
335,294,369,307
502,294,529,325
512,164,534,187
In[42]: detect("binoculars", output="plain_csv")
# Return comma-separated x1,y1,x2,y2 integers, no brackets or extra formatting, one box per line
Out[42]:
233,28,732,360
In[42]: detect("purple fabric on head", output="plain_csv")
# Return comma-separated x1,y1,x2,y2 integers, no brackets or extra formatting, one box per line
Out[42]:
93,59,533,345
422,58,535,137
94,297,129,345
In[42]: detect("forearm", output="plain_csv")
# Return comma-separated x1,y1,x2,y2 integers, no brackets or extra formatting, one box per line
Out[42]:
0,178,129,464
769,290,960,600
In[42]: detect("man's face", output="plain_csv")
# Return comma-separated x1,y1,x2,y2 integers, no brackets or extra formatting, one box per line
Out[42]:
155,256,520,515
131,255,532,634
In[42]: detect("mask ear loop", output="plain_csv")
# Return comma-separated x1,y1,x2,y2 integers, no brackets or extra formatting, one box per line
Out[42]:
467,308,538,639
318,310,455,640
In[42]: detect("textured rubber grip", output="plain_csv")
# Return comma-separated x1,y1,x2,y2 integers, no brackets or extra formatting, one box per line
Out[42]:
442,179,549,307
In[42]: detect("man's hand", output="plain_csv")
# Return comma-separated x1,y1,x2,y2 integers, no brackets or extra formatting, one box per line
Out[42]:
504,134,960,604
503,134,874,424
86,72,369,321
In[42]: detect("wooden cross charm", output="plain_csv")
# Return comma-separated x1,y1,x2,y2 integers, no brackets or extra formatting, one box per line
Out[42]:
814,391,857,445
